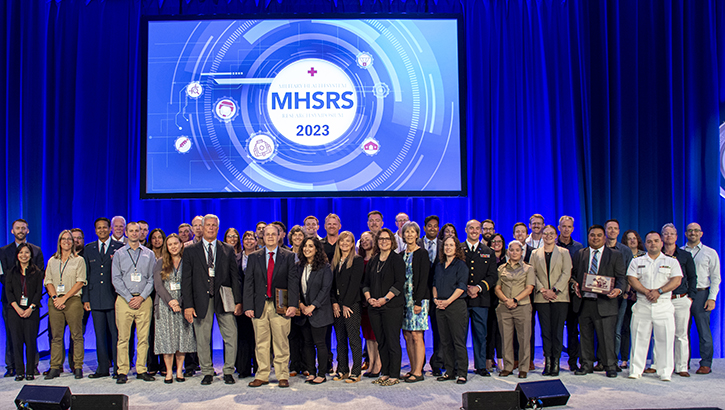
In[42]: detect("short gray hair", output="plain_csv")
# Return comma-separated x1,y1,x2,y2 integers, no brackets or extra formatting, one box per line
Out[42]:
203,214,220,226
508,240,524,251
558,215,574,225
111,215,126,226
661,223,677,235
401,221,420,237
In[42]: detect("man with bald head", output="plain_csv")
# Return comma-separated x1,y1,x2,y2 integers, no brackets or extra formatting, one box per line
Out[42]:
682,222,721,374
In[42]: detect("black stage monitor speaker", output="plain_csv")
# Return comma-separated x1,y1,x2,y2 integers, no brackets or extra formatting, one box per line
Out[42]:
515,380,570,408
71,394,129,410
14,385,72,410
462,390,521,410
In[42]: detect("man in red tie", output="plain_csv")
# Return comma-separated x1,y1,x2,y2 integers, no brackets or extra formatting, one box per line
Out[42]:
244,224,299,388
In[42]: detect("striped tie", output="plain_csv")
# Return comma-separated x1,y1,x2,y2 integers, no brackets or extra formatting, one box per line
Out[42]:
589,249,599,275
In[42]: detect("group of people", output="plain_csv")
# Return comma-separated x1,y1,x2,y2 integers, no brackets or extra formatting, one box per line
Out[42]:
0,211,719,387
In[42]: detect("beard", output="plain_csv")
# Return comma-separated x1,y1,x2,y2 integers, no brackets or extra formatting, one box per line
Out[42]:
482,233,494,243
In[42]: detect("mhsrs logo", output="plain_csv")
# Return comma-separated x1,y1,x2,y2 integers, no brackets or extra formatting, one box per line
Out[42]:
267,58,357,147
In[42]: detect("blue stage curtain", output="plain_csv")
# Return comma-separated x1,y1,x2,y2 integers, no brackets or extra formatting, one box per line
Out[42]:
2,0,722,355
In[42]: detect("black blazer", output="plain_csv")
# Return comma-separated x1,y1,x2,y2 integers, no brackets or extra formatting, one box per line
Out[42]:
243,247,299,318
331,254,364,308
4,265,44,309
181,240,242,319
404,248,430,307
416,237,439,300
82,240,124,310
571,246,626,316
1,242,44,304
362,252,406,309
463,241,498,308
295,263,334,328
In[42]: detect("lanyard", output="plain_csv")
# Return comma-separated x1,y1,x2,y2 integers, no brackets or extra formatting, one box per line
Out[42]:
59,258,70,283
20,273,27,297
127,248,141,271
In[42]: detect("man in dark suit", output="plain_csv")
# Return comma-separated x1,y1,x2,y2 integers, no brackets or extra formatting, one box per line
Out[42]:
463,219,498,377
0,219,44,377
244,224,299,388
83,217,124,378
417,215,443,375
182,214,243,386
513,223,534,263
571,225,626,378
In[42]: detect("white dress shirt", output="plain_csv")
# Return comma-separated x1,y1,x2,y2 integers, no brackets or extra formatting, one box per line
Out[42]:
682,242,721,300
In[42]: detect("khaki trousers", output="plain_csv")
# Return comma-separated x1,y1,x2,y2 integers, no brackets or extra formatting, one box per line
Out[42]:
252,300,291,381
48,296,84,369
497,303,532,372
115,296,152,375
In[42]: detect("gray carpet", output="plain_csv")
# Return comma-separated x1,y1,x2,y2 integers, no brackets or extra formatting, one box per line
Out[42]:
2,351,725,409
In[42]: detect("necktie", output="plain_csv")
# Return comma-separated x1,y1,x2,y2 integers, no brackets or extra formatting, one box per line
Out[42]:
100,242,106,256
589,249,599,275
427,240,435,263
266,252,275,298
208,243,215,296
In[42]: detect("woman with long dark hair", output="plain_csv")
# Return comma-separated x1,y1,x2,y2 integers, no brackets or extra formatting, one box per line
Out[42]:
295,237,334,384
363,228,405,386
5,243,43,381
358,231,381,377
149,228,167,260
154,234,196,383
432,236,469,384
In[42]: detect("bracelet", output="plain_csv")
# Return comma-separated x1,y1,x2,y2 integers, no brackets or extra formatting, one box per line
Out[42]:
384,296,390,302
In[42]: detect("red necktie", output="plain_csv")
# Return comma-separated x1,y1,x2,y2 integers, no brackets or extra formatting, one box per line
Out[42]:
266,252,274,298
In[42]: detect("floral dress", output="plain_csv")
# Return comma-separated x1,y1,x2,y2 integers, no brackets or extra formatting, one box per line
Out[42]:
402,251,429,331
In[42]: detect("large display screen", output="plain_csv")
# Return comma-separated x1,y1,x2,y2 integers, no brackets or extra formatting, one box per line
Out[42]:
142,15,466,198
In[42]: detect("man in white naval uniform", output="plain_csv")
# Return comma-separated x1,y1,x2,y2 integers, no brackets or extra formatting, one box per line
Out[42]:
626,232,682,381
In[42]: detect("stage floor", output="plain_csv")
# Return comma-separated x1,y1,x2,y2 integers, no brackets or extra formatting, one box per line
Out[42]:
2,350,724,409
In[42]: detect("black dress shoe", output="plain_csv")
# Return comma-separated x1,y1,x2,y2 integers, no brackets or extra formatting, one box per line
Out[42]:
88,373,110,379
14,375,24,381
112,373,118,379
477,369,491,377
164,378,173,384
25,374,34,380
4,369,15,377
606,370,617,378
569,364,580,372
616,365,622,372
550,361,560,376
74,369,83,379
431,369,442,377
175,376,186,382
137,372,156,382
116,374,128,384
224,374,235,384
593,363,604,372
201,375,214,385
44,369,61,380
575,367,592,376
184,369,195,377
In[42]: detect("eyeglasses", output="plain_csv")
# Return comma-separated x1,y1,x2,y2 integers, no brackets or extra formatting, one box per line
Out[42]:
482,228,495,232
686,229,701,234
543,232,557,237
226,235,239,239
491,240,503,244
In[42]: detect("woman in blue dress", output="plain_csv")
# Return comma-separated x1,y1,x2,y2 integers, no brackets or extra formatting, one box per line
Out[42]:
400,222,430,383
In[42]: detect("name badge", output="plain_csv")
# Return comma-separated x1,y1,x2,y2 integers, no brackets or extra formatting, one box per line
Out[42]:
170,282,181,291
131,271,142,282
56,284,66,293
208,268,215,278
20,296,28,307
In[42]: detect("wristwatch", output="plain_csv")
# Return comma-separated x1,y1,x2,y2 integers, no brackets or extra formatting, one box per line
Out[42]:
384,296,390,302
512,298,519,305
657,288,664,295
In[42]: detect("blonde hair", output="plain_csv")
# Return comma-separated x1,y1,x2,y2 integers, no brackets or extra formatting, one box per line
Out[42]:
53,229,77,259
331,231,355,270
161,234,184,281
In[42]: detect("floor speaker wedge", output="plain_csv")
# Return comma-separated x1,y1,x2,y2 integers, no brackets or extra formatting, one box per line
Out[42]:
515,379,570,408
462,390,521,410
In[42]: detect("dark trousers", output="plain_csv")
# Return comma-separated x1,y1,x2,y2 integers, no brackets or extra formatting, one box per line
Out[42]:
235,314,257,376
486,297,502,362
146,312,161,372
468,306,488,371
535,302,568,358
565,297,580,367
579,299,617,371
301,322,329,378
289,321,306,372
619,299,635,361
439,299,469,378
333,303,363,376
91,309,118,375
427,299,444,371
368,305,403,378
8,309,40,376
690,289,714,367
